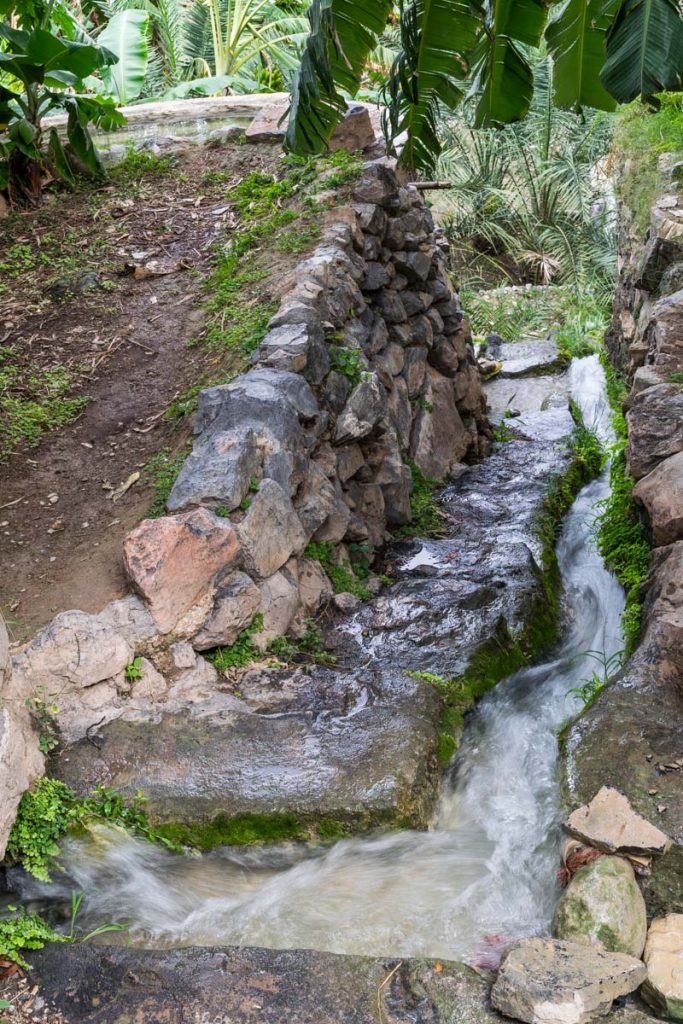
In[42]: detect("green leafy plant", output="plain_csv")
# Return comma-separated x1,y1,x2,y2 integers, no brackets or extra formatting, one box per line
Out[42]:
5,778,182,883
5,778,77,881
329,346,366,387
567,648,626,706
287,0,683,171
208,613,264,671
124,656,144,681
305,541,372,601
25,690,60,754
0,908,63,969
0,2,125,204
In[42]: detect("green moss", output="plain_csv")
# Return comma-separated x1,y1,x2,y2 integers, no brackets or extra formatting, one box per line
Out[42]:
596,449,650,653
156,812,304,850
613,94,683,236
395,460,447,539
596,353,650,654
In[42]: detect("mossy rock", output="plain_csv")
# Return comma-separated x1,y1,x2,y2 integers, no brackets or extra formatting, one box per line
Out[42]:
552,855,647,957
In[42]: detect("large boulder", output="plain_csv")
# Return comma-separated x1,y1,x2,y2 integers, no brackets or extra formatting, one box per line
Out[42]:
552,856,648,957
0,615,43,858
642,913,683,1021
626,383,683,480
124,509,242,634
491,938,647,1024
633,451,683,546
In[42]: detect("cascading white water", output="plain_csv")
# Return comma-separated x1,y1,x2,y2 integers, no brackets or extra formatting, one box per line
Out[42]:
22,355,625,964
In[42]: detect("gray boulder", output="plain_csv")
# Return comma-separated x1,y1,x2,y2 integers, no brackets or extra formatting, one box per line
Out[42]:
237,479,306,580
335,374,385,443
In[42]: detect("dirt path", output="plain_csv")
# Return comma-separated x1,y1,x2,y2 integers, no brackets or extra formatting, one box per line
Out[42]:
0,141,294,641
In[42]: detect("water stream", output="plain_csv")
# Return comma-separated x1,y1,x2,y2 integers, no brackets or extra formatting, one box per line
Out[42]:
17,356,625,965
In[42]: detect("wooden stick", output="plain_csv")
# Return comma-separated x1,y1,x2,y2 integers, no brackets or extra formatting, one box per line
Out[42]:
408,180,453,190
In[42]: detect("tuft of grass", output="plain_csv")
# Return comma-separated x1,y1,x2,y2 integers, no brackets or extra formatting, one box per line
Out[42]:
268,622,337,666
395,460,447,539
305,541,372,601
144,447,188,518
0,352,89,460
208,613,264,672
109,147,173,186
612,94,683,237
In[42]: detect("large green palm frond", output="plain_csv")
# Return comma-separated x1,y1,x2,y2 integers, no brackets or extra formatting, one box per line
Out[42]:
601,0,683,101
285,0,394,154
545,0,620,111
382,0,483,171
471,0,549,126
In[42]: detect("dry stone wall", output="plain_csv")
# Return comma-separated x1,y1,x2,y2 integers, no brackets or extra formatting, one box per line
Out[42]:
0,157,489,852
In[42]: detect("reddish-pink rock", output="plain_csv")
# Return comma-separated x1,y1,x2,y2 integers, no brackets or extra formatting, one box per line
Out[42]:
123,509,241,633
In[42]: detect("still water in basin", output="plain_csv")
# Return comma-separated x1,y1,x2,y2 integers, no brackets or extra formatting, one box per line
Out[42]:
21,357,624,963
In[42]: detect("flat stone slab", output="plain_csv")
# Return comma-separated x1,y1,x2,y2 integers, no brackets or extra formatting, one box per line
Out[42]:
499,340,563,378
54,666,441,830
28,944,501,1024
491,937,647,1024
485,372,569,424
566,786,672,857
26,944,656,1024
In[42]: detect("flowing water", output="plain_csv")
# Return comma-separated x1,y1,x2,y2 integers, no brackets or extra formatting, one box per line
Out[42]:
18,356,624,965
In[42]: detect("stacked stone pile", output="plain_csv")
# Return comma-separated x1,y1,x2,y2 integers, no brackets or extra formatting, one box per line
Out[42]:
492,787,682,1024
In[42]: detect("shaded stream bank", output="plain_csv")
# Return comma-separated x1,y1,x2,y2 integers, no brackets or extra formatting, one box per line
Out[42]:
15,356,626,971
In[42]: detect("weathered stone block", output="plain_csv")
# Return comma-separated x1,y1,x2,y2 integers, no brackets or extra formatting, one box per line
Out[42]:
192,571,261,651
124,510,241,634
552,856,647,957
237,479,306,580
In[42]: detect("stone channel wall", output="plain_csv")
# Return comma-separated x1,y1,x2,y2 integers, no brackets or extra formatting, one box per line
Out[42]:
565,158,683,917
0,157,489,854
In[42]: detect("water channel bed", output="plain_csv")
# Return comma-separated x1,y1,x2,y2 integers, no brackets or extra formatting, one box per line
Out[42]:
13,357,626,974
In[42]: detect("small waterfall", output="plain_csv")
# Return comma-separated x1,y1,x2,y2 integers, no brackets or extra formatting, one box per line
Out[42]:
17,356,625,964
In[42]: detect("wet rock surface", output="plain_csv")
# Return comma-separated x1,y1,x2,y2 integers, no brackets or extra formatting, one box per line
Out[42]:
50,381,577,829
54,666,442,829
26,943,657,1024
499,339,563,377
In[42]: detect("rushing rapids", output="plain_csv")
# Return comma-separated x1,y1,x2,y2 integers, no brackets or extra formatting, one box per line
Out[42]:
15,356,626,964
